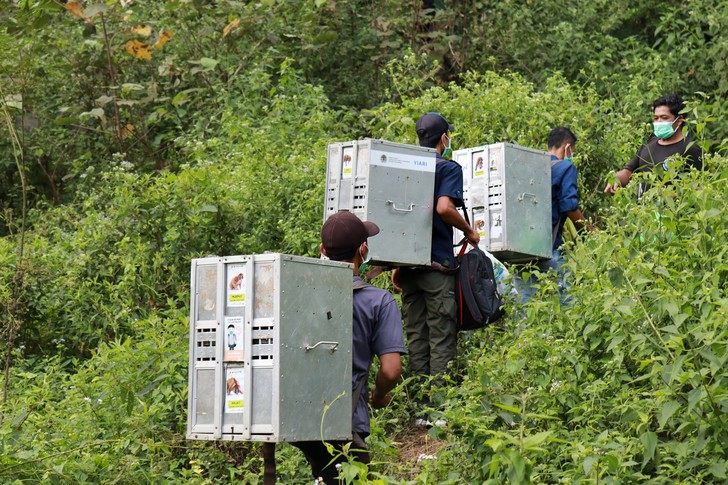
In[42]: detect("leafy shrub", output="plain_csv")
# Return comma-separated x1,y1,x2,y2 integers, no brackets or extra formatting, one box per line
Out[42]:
427,156,727,483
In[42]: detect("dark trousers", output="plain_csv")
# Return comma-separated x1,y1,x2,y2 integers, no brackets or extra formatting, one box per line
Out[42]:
292,432,370,484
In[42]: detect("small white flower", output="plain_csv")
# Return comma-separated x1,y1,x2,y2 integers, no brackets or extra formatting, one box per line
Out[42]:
84,397,91,402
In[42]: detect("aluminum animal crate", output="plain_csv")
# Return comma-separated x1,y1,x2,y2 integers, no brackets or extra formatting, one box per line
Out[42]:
325,139,437,266
187,254,353,442
453,143,552,262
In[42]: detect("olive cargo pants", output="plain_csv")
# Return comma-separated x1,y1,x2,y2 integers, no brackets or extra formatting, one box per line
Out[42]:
399,268,457,380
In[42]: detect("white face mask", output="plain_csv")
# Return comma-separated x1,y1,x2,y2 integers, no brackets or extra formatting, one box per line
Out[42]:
442,134,452,158
359,243,371,271
564,145,573,161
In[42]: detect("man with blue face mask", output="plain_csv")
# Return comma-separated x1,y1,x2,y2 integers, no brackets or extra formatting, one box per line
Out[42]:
604,94,703,197
516,127,594,304
547,127,594,253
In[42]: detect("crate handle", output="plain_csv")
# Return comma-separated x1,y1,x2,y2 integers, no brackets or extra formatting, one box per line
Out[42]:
517,192,539,204
305,341,339,352
386,200,415,212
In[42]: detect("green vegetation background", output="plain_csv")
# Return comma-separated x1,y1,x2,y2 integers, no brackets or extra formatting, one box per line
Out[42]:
0,0,725,483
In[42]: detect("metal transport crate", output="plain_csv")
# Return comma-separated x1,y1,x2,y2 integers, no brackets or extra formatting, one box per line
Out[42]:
187,254,353,442
325,138,437,266
453,143,552,262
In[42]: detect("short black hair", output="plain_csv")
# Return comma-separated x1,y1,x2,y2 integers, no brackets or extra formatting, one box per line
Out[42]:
547,126,577,149
653,94,685,118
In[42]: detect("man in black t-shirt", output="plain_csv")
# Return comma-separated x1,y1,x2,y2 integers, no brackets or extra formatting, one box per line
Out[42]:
604,94,703,198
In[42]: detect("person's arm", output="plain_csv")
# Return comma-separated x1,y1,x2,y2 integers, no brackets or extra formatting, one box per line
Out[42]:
436,196,480,245
564,209,595,232
370,353,402,409
604,168,632,195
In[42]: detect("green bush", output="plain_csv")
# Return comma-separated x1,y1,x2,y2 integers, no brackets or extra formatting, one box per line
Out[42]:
427,156,727,483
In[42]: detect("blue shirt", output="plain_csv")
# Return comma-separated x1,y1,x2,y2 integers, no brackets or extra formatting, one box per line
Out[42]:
432,154,465,268
352,276,406,434
550,155,579,250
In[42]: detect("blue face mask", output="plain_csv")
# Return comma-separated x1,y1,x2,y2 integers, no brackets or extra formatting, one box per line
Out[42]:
442,135,452,159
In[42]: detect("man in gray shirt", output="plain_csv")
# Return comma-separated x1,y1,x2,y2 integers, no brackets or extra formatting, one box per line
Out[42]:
293,211,406,484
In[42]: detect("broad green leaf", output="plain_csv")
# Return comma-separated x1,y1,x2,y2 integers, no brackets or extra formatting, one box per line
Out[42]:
583,455,597,475
709,461,727,479
658,400,681,428
200,57,219,70
493,402,520,413
640,431,657,467
523,431,552,451
608,267,624,286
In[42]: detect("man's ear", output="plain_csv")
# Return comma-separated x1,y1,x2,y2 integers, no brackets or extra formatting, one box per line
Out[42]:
320,243,329,258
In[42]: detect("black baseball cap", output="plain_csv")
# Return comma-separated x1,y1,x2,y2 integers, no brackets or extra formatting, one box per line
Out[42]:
416,112,454,148
321,212,380,260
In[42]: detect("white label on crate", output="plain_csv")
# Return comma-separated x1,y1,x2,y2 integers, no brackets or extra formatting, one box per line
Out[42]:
489,146,501,177
370,149,435,172
473,151,486,178
473,209,486,238
342,147,354,179
226,263,247,307
224,316,244,362
225,367,245,413
491,211,503,239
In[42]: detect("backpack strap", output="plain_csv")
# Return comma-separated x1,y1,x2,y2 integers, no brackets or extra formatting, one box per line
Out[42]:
351,278,370,421
352,279,370,290
351,374,367,416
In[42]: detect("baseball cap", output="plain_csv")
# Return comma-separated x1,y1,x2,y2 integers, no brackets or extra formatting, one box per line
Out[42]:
321,212,380,260
416,112,454,147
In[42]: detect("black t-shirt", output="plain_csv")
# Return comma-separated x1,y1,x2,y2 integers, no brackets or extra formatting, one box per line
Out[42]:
625,136,703,197
626,136,703,173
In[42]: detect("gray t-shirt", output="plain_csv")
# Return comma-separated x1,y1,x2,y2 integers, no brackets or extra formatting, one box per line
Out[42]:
352,276,406,434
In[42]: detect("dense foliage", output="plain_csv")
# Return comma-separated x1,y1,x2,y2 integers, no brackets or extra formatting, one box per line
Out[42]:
1,0,726,483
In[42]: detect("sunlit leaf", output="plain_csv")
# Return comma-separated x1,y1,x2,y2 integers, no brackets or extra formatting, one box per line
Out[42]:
132,24,152,37
154,29,174,49
64,1,86,20
223,19,240,37
121,124,135,139
125,40,152,60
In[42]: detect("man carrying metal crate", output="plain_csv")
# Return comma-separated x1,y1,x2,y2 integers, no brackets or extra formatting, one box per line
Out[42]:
392,112,480,425
517,126,595,303
293,211,406,484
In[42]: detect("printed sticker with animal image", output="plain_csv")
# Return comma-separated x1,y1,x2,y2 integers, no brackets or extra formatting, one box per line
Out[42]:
225,367,245,413
473,209,486,238
226,263,246,307
342,147,354,179
473,151,486,178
